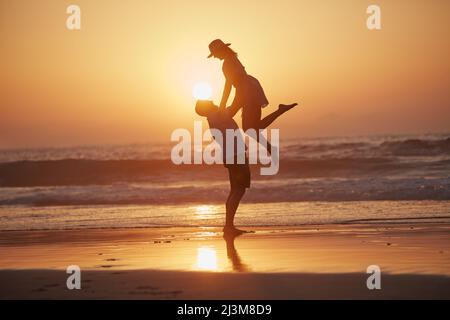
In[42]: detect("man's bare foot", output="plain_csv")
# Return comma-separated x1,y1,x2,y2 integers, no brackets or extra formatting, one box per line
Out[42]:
223,226,251,236
279,103,298,113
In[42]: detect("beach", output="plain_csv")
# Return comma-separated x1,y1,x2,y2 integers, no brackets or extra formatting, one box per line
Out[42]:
0,135,449,299
1,223,449,299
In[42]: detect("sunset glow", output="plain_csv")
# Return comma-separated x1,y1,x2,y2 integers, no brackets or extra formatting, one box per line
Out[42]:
1,1,449,149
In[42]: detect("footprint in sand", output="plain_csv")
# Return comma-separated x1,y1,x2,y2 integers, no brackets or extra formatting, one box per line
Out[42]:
136,285,159,290
128,288,182,297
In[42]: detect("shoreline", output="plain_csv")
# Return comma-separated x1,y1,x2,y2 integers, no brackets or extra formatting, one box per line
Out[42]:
1,200,449,232
1,218,450,232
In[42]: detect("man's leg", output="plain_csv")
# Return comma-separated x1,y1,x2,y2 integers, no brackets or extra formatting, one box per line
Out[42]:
225,187,246,228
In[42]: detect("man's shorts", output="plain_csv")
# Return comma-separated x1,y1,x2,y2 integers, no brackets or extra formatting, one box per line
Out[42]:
226,164,251,189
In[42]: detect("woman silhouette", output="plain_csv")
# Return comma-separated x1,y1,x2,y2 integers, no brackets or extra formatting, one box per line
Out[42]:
208,39,298,151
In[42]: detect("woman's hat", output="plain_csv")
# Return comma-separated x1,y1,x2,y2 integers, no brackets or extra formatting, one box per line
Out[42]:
207,39,231,58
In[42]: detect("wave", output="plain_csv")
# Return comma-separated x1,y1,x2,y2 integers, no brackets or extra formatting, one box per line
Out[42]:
1,135,449,162
379,137,450,156
1,156,449,187
0,159,236,187
283,136,450,158
343,215,450,224
1,177,449,206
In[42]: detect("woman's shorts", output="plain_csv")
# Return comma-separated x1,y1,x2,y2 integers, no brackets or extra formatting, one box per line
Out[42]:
235,75,269,110
234,75,269,129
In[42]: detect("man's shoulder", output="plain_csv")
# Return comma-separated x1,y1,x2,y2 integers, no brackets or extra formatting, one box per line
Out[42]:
206,112,221,126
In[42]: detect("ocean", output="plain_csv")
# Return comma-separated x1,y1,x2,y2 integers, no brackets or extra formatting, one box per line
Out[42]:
0,133,449,230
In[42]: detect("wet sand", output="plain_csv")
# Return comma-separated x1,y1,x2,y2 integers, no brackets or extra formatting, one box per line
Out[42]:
0,224,449,299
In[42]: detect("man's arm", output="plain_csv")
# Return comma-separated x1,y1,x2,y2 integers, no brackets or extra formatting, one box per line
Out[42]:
226,95,242,118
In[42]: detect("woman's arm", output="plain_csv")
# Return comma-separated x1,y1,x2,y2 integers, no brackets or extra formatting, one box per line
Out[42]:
219,80,232,111
227,95,242,118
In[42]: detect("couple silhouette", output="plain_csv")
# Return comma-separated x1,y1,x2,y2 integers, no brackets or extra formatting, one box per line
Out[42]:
195,39,298,237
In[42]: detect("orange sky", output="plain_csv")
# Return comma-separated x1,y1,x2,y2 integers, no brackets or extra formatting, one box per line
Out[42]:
1,0,449,149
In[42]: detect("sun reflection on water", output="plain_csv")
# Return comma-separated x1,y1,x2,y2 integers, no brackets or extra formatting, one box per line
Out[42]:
194,246,218,271
194,205,218,220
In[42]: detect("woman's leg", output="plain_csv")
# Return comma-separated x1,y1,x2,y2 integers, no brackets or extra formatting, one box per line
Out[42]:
242,103,261,131
243,103,298,131
259,103,298,129
243,105,273,153
244,103,298,154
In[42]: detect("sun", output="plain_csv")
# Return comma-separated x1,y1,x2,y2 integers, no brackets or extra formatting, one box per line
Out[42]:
193,82,212,100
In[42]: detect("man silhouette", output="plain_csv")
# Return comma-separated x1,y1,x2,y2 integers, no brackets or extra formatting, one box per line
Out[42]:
195,100,250,235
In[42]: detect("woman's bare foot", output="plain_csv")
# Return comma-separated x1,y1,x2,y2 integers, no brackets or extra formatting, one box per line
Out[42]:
279,103,298,113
